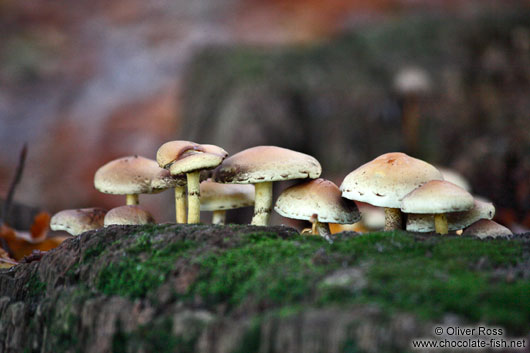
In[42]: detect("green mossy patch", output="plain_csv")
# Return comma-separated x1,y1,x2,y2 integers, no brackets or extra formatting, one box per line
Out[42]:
189,231,529,333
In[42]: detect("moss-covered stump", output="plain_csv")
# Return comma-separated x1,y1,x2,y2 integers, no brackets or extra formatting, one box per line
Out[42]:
0,225,529,353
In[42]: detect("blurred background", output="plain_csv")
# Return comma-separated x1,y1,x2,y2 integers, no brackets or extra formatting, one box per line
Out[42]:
0,0,529,231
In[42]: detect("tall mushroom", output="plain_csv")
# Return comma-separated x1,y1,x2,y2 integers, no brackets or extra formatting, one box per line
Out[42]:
94,155,182,206
214,146,322,226
401,180,474,235
340,152,443,231
50,208,107,236
200,179,254,225
274,178,360,241
157,141,227,224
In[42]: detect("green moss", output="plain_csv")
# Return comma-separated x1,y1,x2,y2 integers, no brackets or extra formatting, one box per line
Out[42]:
24,273,47,298
232,318,262,353
190,231,529,332
97,239,196,298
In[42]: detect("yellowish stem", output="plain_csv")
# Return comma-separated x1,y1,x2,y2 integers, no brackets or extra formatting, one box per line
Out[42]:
434,214,448,235
251,182,273,226
126,194,139,206
175,186,187,224
384,208,402,231
187,171,201,224
212,210,226,225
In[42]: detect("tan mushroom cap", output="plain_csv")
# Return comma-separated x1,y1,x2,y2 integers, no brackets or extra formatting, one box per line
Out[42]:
169,152,225,176
274,179,360,224
200,179,254,211
463,219,512,239
340,152,443,208
214,146,321,184
156,140,201,168
356,202,385,230
401,180,474,214
103,205,155,226
406,198,495,232
94,155,182,195
50,208,107,235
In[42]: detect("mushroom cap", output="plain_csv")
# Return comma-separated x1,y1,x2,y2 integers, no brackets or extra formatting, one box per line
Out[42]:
103,205,155,226
406,198,495,232
463,219,512,239
340,152,443,208
156,140,201,168
394,67,431,95
200,179,255,211
274,178,360,224
401,180,474,214
94,155,183,195
169,151,225,176
438,167,471,192
214,146,321,184
50,208,107,235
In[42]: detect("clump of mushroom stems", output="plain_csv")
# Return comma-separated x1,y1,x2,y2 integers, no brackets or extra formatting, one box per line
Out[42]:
126,194,139,206
251,182,273,226
384,208,402,231
187,171,201,224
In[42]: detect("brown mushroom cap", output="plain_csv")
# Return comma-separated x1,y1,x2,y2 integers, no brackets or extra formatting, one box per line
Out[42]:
200,179,254,211
406,198,495,232
50,208,107,235
94,155,182,195
274,179,360,224
214,146,321,184
463,219,512,239
340,152,443,208
103,205,155,226
401,180,474,214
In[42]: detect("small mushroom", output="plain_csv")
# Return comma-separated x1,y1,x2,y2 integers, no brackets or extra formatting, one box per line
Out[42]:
340,152,443,231
274,178,360,242
157,141,227,224
50,208,107,236
94,155,182,206
103,205,155,226
463,219,512,239
200,179,254,225
214,146,322,226
401,180,474,235
406,197,494,233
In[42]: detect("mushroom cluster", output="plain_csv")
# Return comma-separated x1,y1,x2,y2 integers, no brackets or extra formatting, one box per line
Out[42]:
48,145,511,241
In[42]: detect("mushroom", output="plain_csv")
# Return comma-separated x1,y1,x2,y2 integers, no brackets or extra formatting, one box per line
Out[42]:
214,146,322,226
406,197,494,233
103,205,155,226
50,208,107,236
463,219,512,239
401,180,474,235
157,141,227,224
94,155,182,206
274,178,360,241
200,179,254,224
340,152,443,231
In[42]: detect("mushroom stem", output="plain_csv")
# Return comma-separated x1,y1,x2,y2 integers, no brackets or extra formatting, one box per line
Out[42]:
187,171,201,224
126,194,139,206
251,181,273,226
212,210,226,225
434,213,448,235
174,186,187,223
315,222,332,243
384,208,402,231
